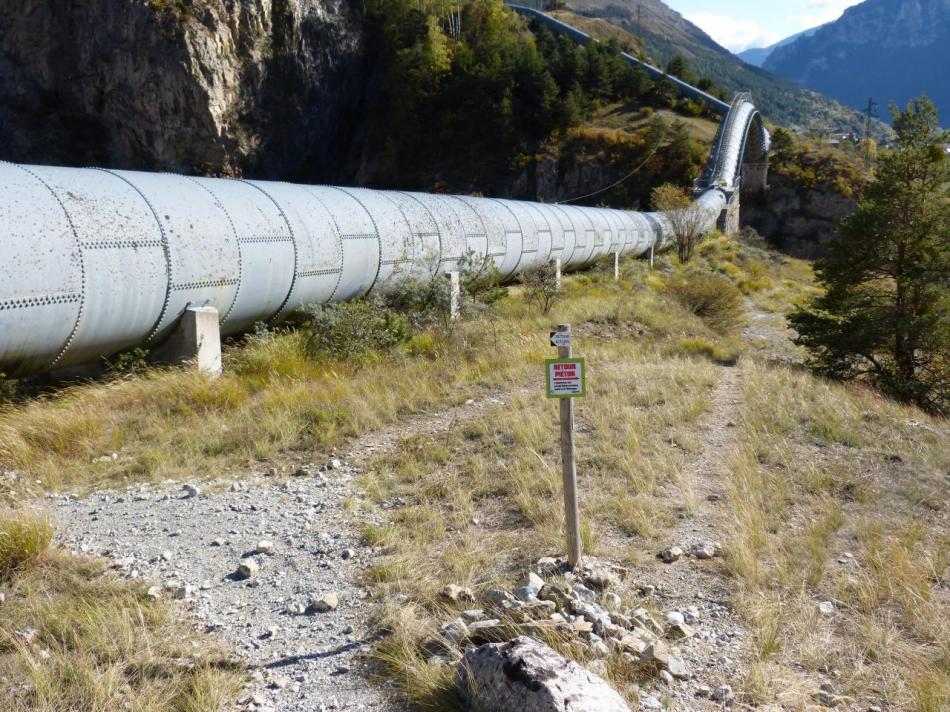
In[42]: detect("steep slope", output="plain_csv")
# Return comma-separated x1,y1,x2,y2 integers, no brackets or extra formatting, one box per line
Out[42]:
765,0,950,120
738,27,822,68
561,0,886,137
0,0,367,179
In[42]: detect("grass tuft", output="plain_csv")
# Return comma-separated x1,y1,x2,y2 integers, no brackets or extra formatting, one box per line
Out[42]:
0,509,53,580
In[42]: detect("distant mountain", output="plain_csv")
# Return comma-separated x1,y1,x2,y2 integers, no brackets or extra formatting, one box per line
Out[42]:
561,0,888,138
764,0,950,121
738,27,822,68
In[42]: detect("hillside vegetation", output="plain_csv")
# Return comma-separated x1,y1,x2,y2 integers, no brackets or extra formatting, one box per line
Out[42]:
560,0,892,140
362,0,715,202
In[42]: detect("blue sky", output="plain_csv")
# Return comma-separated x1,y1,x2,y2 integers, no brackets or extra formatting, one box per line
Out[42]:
663,0,863,52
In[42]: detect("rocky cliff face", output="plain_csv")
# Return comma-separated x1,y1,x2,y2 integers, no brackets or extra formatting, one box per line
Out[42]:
764,0,950,119
0,0,367,179
741,175,857,259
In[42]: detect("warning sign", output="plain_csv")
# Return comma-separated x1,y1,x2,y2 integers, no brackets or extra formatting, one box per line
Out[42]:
545,358,586,398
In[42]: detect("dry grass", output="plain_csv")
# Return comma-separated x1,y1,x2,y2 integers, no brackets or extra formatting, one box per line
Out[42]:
725,360,950,710
0,509,241,711
354,273,733,705
0,241,746,502
0,233,855,709
0,509,53,579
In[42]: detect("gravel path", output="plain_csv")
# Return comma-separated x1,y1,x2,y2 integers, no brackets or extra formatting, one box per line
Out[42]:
58,468,395,712
54,389,527,712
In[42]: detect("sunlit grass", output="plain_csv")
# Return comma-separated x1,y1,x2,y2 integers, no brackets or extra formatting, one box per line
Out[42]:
0,509,240,711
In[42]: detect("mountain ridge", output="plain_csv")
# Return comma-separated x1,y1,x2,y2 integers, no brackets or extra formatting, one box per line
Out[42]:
764,0,950,121
738,26,822,68
560,0,889,137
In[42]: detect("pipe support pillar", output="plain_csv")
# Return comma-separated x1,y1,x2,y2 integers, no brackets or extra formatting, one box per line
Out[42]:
152,306,222,377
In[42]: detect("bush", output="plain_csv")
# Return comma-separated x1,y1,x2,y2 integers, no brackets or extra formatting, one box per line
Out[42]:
381,276,454,332
0,509,53,580
651,183,711,263
521,261,561,314
665,274,745,334
103,346,150,375
304,297,411,363
671,337,738,365
458,250,508,311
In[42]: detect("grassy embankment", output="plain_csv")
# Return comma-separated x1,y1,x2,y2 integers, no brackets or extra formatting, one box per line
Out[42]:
0,231,800,709
0,509,240,710
1,232,944,711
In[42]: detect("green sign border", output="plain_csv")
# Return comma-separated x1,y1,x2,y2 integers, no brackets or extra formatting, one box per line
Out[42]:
545,357,586,399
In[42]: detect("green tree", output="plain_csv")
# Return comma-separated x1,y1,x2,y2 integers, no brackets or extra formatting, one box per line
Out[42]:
666,54,694,84
790,98,950,414
770,127,795,167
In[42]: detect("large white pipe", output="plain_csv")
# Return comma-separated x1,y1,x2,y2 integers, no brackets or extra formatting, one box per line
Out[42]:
0,94,765,377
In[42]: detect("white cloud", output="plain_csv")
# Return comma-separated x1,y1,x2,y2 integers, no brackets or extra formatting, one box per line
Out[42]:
794,0,863,31
684,11,782,52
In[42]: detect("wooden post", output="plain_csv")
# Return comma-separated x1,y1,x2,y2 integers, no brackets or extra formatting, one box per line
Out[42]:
649,244,655,269
555,323,582,568
613,250,620,281
553,258,562,289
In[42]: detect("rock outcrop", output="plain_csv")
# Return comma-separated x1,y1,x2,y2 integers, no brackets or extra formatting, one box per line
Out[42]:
0,0,366,179
741,174,857,258
455,636,631,712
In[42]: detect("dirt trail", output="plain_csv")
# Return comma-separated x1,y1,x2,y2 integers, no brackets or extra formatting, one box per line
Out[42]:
341,386,533,470
607,358,748,709
616,304,800,708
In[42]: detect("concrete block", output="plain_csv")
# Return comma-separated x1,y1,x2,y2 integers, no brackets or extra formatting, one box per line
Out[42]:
445,271,461,320
743,161,769,194
153,306,222,376
718,195,741,236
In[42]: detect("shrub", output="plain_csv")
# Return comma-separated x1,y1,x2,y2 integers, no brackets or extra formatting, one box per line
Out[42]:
665,274,745,334
671,337,738,365
0,371,18,402
104,346,150,374
521,261,561,314
0,509,53,580
381,277,454,333
651,183,712,263
304,297,411,363
458,250,508,311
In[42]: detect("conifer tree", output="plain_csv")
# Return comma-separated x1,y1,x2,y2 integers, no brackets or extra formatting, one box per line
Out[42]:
790,98,950,414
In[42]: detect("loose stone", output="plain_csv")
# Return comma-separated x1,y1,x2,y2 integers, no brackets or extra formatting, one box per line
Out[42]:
236,559,259,580
690,541,719,559
442,584,475,602
307,593,339,613
713,685,733,702
665,611,685,626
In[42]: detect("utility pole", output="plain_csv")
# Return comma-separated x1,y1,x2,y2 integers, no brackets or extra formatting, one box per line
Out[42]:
863,96,877,173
